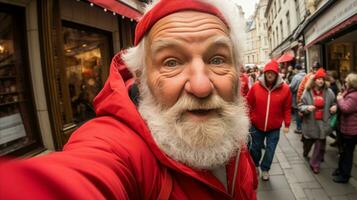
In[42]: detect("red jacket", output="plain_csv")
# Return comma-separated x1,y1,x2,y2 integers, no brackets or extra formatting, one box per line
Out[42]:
240,73,249,97
0,54,257,200
247,75,292,132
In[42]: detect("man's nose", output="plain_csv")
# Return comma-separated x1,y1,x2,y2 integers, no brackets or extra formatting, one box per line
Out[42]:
184,59,213,98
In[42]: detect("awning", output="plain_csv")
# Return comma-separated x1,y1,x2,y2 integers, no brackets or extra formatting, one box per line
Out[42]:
305,14,357,49
88,0,143,21
277,53,294,63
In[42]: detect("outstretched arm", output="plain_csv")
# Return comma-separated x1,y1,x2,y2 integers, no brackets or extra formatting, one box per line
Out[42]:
0,117,144,200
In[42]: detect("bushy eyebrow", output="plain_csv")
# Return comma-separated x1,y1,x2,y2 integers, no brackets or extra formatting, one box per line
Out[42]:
208,36,233,53
151,39,183,56
150,36,233,57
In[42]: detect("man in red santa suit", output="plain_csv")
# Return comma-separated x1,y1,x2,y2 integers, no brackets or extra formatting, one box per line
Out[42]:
0,0,257,199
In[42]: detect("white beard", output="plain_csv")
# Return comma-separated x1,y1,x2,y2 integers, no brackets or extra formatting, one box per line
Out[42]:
138,84,250,170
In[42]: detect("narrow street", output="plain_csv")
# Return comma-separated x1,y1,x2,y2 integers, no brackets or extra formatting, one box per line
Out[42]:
257,122,357,200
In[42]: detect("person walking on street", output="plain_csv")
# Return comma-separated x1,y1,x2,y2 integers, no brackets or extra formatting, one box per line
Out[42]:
296,61,322,104
327,71,342,149
248,67,257,89
289,64,306,134
247,60,292,181
333,73,357,183
240,66,250,97
299,68,337,174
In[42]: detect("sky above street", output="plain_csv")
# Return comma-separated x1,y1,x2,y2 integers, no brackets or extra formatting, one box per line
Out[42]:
232,0,259,18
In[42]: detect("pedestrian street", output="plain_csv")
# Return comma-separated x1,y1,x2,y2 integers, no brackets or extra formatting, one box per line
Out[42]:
257,122,357,200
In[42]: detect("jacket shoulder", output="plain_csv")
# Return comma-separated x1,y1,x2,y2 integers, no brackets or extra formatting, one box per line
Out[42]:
65,116,161,198
0,116,160,200
66,116,154,160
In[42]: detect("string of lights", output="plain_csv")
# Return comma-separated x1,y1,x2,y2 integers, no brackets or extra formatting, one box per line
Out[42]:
76,0,135,22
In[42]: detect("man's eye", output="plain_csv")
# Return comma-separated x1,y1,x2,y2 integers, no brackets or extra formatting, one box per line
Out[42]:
164,59,178,67
210,57,224,65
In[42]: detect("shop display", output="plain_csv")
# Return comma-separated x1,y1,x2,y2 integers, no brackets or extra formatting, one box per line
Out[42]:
0,113,26,145
0,49,26,151
62,25,110,125
0,55,21,111
0,9,40,155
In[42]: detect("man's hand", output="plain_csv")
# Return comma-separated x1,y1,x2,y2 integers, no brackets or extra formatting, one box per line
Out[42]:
330,105,337,114
283,127,289,134
307,105,316,112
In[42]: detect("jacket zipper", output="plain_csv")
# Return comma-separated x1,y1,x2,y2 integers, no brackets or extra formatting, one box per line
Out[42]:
264,91,271,131
230,149,241,198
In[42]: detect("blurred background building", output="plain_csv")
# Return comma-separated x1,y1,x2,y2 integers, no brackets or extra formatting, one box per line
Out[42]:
243,0,356,79
244,0,269,67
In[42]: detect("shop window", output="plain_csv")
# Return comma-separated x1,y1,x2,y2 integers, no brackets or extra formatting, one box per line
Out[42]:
286,11,291,35
0,4,42,155
327,43,353,79
326,29,357,80
307,45,322,71
61,22,112,126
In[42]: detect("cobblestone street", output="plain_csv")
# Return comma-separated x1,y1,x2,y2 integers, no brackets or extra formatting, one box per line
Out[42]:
257,123,357,200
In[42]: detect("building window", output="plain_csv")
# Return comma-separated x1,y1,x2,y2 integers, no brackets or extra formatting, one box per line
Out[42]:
326,30,357,79
295,0,301,22
61,22,112,126
286,11,291,34
264,37,267,46
0,4,42,155
276,26,279,44
280,20,284,40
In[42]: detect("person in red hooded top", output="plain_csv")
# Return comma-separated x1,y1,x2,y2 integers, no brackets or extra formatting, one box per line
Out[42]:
247,60,292,181
0,0,258,199
239,66,249,97
299,68,337,174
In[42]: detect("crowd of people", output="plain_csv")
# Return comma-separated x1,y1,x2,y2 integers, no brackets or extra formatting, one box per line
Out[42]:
241,61,357,184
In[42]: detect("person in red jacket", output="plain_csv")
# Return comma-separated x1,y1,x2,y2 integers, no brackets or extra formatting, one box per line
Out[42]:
296,61,322,104
240,66,250,97
0,0,258,199
247,60,292,181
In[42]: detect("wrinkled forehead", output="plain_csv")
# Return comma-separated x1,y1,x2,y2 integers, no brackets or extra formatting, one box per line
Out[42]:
147,11,230,44
134,0,228,45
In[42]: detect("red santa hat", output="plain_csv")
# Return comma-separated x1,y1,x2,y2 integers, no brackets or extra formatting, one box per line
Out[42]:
263,60,279,74
134,0,228,45
314,68,326,80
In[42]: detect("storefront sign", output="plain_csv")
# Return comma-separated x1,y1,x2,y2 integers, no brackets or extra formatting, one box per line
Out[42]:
0,113,26,145
305,0,357,45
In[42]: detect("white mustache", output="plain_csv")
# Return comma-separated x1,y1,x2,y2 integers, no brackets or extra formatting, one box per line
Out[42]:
162,94,231,119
